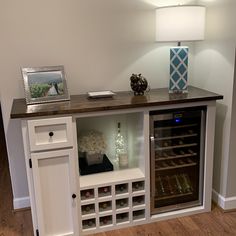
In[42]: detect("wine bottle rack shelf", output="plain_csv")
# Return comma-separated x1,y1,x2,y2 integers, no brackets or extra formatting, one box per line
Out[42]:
156,162,197,171
156,133,198,141
156,143,198,151
155,172,193,196
156,152,197,161
80,179,146,232
155,192,193,201
154,123,197,131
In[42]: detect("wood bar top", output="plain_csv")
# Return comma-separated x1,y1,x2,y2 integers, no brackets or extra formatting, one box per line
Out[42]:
11,86,223,119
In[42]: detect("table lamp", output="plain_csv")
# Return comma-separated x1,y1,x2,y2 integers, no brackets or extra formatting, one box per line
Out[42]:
156,5,206,93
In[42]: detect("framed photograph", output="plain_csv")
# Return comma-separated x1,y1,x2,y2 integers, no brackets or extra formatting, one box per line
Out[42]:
22,65,70,105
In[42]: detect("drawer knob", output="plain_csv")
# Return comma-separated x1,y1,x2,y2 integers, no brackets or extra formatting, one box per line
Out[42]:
72,194,77,199
49,131,54,137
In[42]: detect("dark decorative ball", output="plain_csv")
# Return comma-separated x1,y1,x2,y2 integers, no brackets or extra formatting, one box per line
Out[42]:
130,74,148,95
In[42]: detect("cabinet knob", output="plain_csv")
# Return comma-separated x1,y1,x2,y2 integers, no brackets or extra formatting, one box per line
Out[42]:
49,131,54,137
72,194,77,199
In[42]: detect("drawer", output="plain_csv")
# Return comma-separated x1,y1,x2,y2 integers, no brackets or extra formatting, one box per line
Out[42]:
27,117,73,152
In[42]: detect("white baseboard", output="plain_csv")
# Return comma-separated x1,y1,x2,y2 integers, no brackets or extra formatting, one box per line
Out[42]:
13,196,30,210
212,189,236,210
13,191,236,211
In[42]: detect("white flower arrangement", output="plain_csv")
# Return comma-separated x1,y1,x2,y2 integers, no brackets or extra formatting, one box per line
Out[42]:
78,130,106,155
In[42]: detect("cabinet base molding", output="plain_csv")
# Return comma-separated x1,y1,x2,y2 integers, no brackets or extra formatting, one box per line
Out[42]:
13,196,30,210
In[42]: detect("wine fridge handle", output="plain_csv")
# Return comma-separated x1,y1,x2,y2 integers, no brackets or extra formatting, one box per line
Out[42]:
150,136,156,198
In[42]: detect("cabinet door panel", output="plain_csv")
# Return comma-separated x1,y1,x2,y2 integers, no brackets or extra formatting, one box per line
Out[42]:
31,149,78,236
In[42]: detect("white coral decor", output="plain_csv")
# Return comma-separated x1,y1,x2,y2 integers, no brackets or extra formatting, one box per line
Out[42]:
78,130,106,155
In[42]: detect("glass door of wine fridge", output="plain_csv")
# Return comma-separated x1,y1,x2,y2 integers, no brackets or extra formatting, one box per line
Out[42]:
150,107,206,214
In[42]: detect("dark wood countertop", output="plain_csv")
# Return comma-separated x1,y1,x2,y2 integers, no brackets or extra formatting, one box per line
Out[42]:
11,86,223,119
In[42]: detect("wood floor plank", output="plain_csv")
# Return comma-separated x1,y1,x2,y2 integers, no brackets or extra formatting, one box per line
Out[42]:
178,216,200,232
153,221,179,236
210,206,236,235
190,213,226,236
167,220,190,236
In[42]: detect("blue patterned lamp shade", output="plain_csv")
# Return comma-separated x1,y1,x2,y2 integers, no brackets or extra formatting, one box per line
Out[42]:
169,47,188,93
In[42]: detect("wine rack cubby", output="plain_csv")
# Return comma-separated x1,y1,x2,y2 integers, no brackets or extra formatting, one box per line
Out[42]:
99,201,112,212
116,198,128,209
81,204,95,215
116,212,129,224
132,181,145,192
132,195,145,207
98,186,111,198
133,209,145,221
80,189,95,201
99,215,113,227
80,177,146,233
82,218,96,230
115,183,128,195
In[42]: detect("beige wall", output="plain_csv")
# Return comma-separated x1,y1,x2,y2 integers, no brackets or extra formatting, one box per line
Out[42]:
0,0,195,207
193,0,236,198
227,51,236,197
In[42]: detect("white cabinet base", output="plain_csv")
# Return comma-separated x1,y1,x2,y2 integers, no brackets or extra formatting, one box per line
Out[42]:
20,100,217,236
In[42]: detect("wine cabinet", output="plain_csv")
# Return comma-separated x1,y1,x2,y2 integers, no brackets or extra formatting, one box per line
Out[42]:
14,86,222,235
150,107,206,214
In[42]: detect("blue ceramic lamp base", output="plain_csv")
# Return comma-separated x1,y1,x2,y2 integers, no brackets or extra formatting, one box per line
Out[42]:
169,46,188,93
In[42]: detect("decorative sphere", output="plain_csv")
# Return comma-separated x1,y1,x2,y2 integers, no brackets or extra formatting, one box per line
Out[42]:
130,73,148,96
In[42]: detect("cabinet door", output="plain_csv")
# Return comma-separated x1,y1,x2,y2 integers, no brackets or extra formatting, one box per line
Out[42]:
31,149,79,236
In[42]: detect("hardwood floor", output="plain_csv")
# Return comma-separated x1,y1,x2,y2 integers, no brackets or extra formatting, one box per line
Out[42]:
92,205,236,236
0,107,236,236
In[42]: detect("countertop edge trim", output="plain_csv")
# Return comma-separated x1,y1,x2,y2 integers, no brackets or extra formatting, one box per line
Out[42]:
10,95,223,119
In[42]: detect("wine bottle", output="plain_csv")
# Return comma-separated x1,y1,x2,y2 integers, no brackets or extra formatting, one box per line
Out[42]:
180,150,185,155
181,174,193,193
174,175,183,194
166,176,174,194
85,191,91,198
134,183,140,190
102,203,108,209
88,220,93,227
115,122,125,161
115,122,129,168
85,206,91,213
157,176,166,196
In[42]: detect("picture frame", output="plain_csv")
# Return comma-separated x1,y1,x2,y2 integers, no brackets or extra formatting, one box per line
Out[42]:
22,65,70,105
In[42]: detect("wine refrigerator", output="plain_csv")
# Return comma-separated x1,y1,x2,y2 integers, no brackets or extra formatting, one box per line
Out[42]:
150,107,206,214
